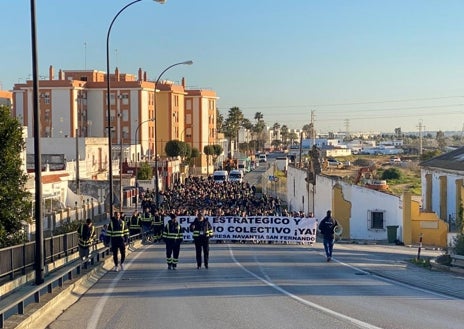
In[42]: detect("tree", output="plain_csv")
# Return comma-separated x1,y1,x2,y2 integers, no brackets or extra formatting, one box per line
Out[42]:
223,107,244,153
381,168,402,180
216,109,224,133
436,130,446,150
0,105,32,247
253,112,266,152
138,162,153,180
165,140,190,159
271,139,281,149
420,149,441,161
272,122,280,138
189,147,200,164
212,144,223,158
302,124,311,138
288,132,299,144
280,125,289,146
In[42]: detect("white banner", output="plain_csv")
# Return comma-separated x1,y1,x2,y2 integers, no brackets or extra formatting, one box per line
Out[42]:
167,216,318,243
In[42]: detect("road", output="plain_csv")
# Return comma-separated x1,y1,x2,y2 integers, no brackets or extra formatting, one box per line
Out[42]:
47,242,463,329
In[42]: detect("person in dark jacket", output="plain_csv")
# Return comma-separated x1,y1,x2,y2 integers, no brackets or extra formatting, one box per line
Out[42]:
190,213,213,269
318,210,338,262
163,213,183,270
107,212,129,271
77,218,96,261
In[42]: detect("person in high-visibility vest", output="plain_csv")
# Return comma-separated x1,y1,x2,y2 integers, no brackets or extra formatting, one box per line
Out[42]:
190,212,213,269
107,212,129,271
152,209,164,242
77,218,96,261
129,210,141,237
140,207,153,243
163,213,183,270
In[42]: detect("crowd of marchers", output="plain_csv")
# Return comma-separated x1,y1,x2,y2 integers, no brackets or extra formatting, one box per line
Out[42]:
76,175,338,272
144,175,285,217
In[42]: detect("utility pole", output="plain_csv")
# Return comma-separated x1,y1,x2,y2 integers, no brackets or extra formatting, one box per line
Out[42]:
309,110,316,148
344,119,350,141
417,120,424,156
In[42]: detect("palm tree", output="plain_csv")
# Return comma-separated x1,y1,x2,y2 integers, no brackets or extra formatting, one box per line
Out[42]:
253,112,265,152
224,107,244,155
280,125,289,147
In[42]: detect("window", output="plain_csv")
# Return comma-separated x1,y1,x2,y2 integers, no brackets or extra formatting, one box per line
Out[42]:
368,210,385,230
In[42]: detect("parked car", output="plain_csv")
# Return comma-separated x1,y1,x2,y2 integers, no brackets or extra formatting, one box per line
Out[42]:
389,157,401,164
259,154,267,163
229,169,244,183
327,158,343,168
212,170,228,183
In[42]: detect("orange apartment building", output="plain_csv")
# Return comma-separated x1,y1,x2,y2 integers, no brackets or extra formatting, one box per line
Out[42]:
11,66,218,175
0,90,13,108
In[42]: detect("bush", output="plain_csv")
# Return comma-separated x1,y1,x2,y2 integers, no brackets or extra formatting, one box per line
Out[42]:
453,234,464,256
53,220,82,235
381,168,402,180
435,254,452,266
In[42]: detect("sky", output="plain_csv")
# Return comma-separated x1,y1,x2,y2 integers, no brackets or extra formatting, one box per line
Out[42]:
2,0,464,134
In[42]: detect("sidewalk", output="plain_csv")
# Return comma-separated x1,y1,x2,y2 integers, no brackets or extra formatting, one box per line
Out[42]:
337,242,464,300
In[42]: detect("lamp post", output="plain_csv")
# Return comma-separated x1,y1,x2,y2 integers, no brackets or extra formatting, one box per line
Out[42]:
106,0,165,218
153,60,193,208
30,0,44,285
134,118,156,209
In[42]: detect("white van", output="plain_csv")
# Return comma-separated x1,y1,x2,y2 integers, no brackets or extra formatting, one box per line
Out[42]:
259,154,267,163
212,170,228,183
229,169,243,183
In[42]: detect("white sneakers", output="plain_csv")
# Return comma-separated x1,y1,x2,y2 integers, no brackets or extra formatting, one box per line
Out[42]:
120,264,124,271
113,266,119,272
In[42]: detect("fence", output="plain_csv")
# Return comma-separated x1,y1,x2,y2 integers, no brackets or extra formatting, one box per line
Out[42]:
0,225,106,282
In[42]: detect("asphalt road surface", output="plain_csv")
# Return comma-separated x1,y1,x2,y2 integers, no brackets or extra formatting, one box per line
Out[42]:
47,242,462,329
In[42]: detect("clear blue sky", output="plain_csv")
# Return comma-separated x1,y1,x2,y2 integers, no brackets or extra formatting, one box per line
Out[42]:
3,0,464,134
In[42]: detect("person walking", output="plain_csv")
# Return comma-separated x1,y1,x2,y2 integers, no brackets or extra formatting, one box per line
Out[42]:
129,210,141,238
190,214,213,269
152,209,164,242
99,223,110,247
140,207,153,243
163,213,183,270
318,210,338,262
107,212,129,271
77,218,96,261
190,213,213,269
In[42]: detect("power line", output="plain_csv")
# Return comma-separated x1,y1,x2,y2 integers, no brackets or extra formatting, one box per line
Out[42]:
219,95,464,111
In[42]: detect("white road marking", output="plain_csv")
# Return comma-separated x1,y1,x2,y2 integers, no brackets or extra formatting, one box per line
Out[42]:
86,245,149,329
229,246,383,329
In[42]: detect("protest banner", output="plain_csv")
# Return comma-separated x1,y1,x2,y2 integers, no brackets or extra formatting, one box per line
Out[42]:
168,216,317,243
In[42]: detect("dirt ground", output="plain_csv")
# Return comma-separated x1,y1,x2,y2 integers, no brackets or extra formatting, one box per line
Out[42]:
321,155,422,196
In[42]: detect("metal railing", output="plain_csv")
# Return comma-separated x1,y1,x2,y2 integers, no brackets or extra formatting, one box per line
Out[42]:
0,244,110,329
0,225,105,282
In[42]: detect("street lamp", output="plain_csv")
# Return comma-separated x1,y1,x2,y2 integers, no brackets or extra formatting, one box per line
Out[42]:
30,0,45,285
106,0,165,218
153,60,193,208
134,118,155,209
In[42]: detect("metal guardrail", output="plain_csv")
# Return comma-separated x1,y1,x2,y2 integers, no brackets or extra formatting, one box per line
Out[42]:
0,245,110,329
0,226,104,282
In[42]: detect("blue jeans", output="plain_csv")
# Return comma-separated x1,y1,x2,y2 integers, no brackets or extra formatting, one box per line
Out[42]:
323,237,334,258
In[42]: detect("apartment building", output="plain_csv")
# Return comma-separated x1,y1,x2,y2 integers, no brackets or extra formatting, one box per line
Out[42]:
0,90,13,108
185,81,219,175
11,66,218,176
